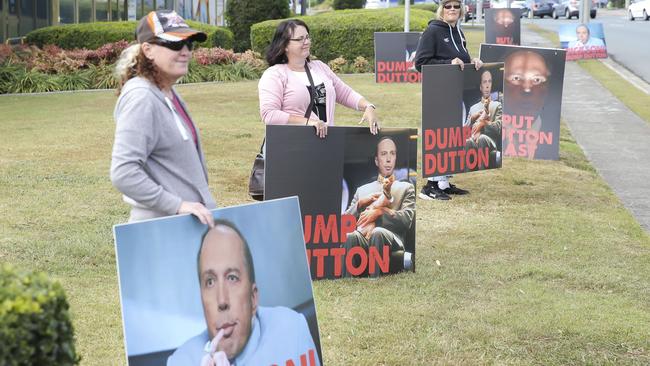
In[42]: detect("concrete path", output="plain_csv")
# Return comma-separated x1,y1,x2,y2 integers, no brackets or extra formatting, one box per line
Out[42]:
521,24,650,231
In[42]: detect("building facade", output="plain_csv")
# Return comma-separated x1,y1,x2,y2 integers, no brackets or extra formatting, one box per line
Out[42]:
1,0,226,43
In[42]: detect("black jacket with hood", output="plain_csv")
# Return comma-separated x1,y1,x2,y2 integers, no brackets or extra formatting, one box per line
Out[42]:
414,19,472,71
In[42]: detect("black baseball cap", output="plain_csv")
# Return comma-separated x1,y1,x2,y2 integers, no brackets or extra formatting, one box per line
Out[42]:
136,10,207,44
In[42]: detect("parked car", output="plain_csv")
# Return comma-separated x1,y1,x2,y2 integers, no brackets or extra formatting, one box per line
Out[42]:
490,0,530,17
365,0,388,9
628,0,650,20
526,0,557,18
552,0,597,19
511,1,530,17
464,0,492,21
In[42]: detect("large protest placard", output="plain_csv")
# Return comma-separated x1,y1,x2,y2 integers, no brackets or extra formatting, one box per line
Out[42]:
265,126,417,280
114,197,322,366
485,8,522,45
374,32,422,83
480,44,566,160
421,63,504,178
559,23,607,61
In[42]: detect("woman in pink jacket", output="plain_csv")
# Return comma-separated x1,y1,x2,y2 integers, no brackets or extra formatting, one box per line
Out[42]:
258,19,379,138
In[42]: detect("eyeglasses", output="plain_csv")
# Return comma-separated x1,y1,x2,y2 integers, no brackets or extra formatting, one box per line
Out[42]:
443,4,462,9
151,39,195,51
289,34,311,44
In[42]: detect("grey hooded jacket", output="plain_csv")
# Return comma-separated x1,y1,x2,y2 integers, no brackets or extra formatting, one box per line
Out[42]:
110,77,216,221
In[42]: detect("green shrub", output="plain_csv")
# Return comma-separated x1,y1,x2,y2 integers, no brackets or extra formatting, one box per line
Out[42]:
25,21,233,50
412,3,438,12
332,0,364,10
251,8,432,62
226,0,290,52
0,265,80,365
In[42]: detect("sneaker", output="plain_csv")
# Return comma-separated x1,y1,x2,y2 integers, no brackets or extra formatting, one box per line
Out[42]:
404,251,415,272
419,183,451,200
443,183,469,195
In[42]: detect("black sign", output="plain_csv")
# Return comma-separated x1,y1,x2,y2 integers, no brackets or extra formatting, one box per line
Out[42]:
374,32,423,83
485,8,522,46
480,44,566,160
266,126,418,280
421,63,504,177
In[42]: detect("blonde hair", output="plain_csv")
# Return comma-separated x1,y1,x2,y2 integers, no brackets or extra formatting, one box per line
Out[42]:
114,43,165,95
437,0,466,21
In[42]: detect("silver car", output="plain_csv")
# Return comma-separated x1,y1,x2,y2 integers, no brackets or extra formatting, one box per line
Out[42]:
552,0,597,19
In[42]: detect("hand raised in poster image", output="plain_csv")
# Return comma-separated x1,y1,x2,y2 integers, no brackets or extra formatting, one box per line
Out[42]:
201,329,230,366
259,19,380,139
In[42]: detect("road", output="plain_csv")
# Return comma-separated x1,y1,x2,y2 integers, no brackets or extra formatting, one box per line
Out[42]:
521,9,650,84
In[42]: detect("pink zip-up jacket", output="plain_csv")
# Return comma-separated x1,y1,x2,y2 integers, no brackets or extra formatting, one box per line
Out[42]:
258,60,364,125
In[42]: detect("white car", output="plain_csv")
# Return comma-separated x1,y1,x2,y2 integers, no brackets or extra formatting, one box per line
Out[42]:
365,0,389,9
628,0,650,20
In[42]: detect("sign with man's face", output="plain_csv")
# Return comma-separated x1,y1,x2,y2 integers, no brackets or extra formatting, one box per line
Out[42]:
374,32,423,83
113,198,322,366
265,126,418,280
480,44,566,160
485,8,522,46
558,23,607,61
421,63,504,177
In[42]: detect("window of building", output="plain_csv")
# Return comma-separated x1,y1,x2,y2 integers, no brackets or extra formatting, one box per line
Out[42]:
79,0,93,22
20,0,35,34
96,0,109,20
59,0,74,23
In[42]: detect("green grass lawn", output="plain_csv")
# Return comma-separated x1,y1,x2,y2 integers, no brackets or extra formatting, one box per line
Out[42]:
1,31,649,365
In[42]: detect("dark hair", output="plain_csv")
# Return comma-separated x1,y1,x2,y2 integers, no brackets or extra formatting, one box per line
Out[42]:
376,136,397,157
197,219,256,285
266,19,311,66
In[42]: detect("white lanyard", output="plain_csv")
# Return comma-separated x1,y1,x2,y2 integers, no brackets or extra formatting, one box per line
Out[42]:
164,96,190,141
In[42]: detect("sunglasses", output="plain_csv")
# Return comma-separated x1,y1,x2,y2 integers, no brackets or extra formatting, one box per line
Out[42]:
152,39,195,51
444,4,462,9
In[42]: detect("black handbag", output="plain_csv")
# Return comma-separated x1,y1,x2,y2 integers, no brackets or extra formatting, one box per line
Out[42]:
248,61,317,201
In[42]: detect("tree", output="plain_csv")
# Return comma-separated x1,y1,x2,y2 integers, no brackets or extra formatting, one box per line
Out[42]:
226,0,290,52
332,0,365,10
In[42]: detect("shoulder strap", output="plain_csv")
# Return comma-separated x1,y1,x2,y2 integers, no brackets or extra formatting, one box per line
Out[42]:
304,61,317,123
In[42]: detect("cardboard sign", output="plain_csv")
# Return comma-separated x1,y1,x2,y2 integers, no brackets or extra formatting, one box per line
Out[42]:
421,63,505,177
266,126,417,280
559,23,607,61
114,198,322,366
485,8,522,45
480,44,566,160
374,32,423,83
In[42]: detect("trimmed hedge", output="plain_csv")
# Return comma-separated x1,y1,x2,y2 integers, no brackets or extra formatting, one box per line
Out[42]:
25,21,234,50
0,265,79,365
251,8,433,62
412,3,438,12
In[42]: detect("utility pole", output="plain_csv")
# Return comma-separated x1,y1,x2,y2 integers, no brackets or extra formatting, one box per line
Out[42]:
405,0,410,32
579,0,590,23
476,0,483,23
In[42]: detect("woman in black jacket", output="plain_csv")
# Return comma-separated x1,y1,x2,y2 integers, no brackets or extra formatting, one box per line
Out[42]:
414,0,483,200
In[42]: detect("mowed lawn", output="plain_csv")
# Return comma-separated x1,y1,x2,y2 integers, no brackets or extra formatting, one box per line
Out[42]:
2,37,650,366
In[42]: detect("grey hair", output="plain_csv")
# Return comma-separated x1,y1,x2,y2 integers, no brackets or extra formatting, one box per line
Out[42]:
113,43,141,86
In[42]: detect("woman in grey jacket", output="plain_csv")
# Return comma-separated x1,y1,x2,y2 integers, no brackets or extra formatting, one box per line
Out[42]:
111,10,216,225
